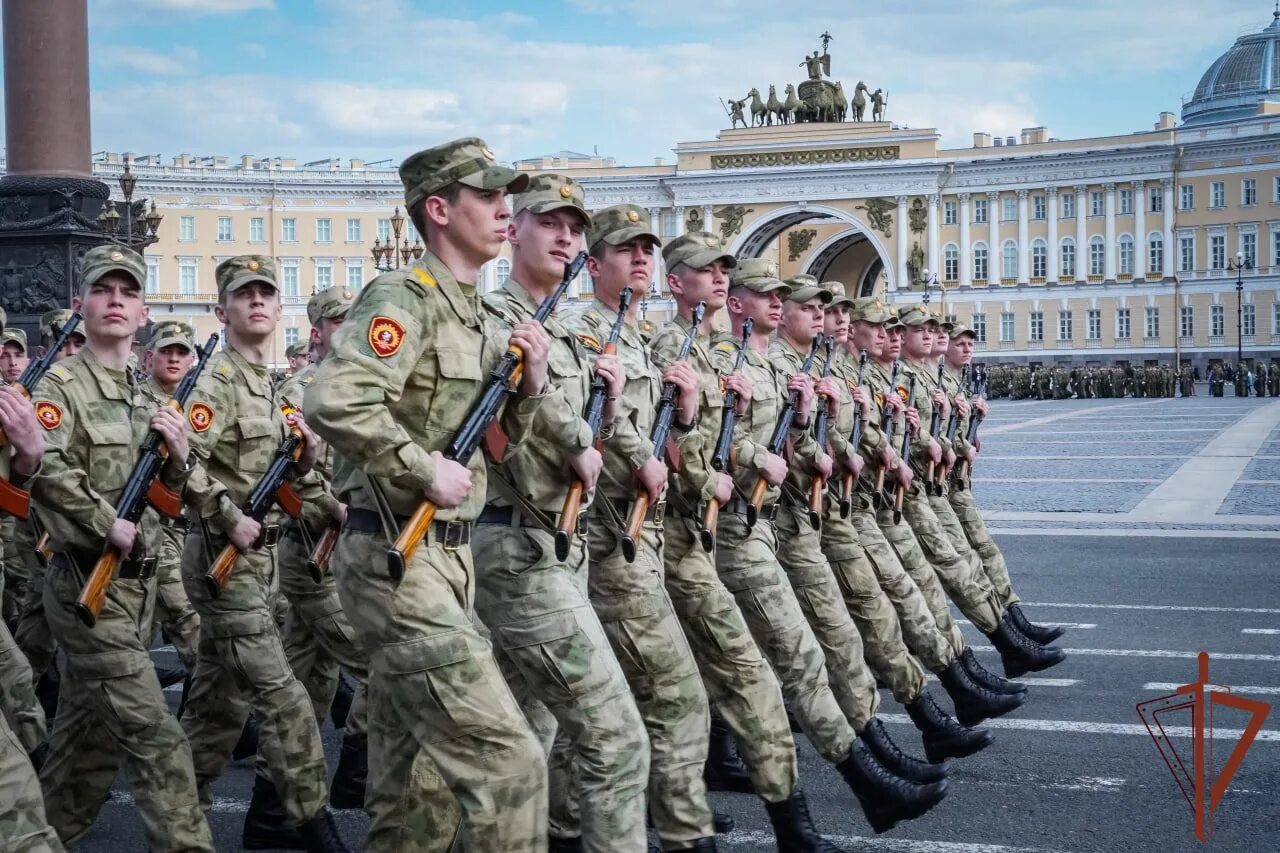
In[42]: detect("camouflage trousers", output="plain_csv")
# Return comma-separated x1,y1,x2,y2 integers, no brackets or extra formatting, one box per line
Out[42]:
715,511,855,764
333,521,547,853
473,520,649,853
13,522,56,682
42,553,213,852
774,502,880,732
817,496,928,705
0,712,63,853
0,616,45,755
1,517,28,629
180,527,329,826
947,487,1018,608
899,484,1003,633
150,524,200,670
872,503,967,656
663,513,796,804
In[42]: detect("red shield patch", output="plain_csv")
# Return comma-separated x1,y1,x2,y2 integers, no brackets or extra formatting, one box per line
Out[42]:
189,402,214,433
368,316,405,358
34,402,61,431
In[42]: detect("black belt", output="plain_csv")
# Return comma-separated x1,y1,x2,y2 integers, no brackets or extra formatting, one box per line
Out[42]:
56,547,157,582
727,498,778,521
345,507,471,549
476,505,589,536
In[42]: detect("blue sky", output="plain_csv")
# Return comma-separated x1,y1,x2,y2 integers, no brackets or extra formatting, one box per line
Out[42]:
3,0,1275,166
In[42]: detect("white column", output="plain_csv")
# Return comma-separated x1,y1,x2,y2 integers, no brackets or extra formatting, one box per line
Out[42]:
1075,184,1088,282
987,191,1000,286
1162,179,1175,279
675,206,686,236
1133,181,1147,280
1046,187,1059,284
649,207,663,292
702,204,714,236
959,193,972,288
895,195,909,292
927,193,941,279
1016,189,1030,284
1104,182,1117,281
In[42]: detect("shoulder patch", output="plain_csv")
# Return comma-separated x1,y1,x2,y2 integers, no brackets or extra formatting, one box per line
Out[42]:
34,401,62,430
896,384,910,402
45,365,73,385
189,402,214,433
847,378,859,393
368,316,406,358
576,333,602,353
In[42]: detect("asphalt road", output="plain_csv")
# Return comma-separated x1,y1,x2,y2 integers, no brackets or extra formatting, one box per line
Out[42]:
70,395,1280,852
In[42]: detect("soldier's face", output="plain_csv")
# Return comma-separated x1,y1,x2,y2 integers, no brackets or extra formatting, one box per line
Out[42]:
289,354,309,372
730,288,782,334
781,297,823,344
947,336,974,368
902,325,933,358
588,239,655,305
669,262,730,313
0,343,27,381
74,273,149,343
885,327,904,359
52,336,84,361
849,320,885,358
431,188,511,265
933,334,949,359
216,282,281,339
153,344,194,386
313,315,345,360
823,305,849,344
509,209,586,286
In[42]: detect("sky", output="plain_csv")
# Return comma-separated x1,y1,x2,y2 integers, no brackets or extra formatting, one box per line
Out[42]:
1,0,1276,167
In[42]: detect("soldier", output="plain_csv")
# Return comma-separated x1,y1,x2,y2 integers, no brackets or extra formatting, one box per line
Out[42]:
307,138,549,852
286,341,310,374
1,328,32,627
26,245,213,851
714,259,947,833
561,204,721,852
178,255,347,851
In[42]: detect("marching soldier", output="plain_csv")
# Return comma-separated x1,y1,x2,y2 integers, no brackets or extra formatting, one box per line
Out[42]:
286,340,310,375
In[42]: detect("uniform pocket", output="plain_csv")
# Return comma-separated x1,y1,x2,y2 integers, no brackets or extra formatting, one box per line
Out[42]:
235,416,278,474
84,421,134,496
381,630,512,741
494,609,611,707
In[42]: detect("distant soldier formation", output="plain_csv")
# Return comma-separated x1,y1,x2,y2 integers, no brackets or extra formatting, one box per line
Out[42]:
979,362,1280,401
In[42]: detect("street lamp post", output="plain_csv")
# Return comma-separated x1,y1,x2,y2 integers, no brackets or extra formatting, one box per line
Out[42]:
370,206,423,272
1227,251,1253,371
920,268,943,317
97,160,163,249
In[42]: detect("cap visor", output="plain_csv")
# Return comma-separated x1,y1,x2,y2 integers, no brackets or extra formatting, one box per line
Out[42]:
521,200,592,227
85,263,144,289
685,249,738,270
600,226,661,248
224,272,277,294
459,165,529,194
790,285,833,304
152,337,192,351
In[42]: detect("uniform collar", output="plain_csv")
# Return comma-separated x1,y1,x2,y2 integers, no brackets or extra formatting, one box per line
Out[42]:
416,251,478,327
225,345,269,396
78,346,135,401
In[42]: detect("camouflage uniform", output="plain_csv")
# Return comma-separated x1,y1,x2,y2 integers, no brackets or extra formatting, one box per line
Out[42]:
30,247,213,852
474,175,648,853
306,140,547,853
0,711,63,853
178,256,330,828
559,206,714,850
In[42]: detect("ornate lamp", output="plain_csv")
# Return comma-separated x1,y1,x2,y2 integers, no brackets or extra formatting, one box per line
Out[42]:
144,201,163,237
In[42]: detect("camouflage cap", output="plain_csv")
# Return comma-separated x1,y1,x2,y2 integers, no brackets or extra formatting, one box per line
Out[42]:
884,310,904,331
80,244,146,289
896,304,937,327
662,231,737,272
587,204,660,251
286,341,310,359
307,286,356,326
1,327,27,352
216,255,277,298
729,257,791,296
949,322,976,340
784,273,833,305
825,281,854,308
512,173,590,226
150,320,195,352
40,309,84,340
400,137,529,210
848,296,891,324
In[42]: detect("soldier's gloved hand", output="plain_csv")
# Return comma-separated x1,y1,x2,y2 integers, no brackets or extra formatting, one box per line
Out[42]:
904,406,920,432
663,361,700,425
953,394,970,419
0,386,44,477
107,518,138,554
569,446,604,491
512,321,551,397
424,451,472,508
843,453,865,479
815,452,833,480
151,407,190,471
714,473,734,506
636,456,668,504
790,374,816,414
816,377,843,415
762,452,788,486
927,437,942,465
228,516,262,552
724,371,752,415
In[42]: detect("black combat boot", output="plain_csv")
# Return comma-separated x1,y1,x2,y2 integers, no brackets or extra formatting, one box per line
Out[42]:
330,673,355,730
1008,603,1065,645
713,811,734,833
835,739,948,833
986,612,1066,679
937,661,1026,727
691,839,719,851
243,775,305,850
764,788,849,852
329,733,367,810
860,717,948,783
548,836,582,853
704,719,754,794
153,664,188,689
959,648,1027,696
905,691,993,763
297,806,351,853
234,715,260,761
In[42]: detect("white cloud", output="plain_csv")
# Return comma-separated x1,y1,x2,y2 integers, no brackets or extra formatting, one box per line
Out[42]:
99,45,197,76
126,0,273,12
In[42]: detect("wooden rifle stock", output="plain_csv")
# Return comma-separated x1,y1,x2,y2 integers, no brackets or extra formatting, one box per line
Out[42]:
555,480,585,561
73,548,120,628
699,499,718,552
621,493,649,563
307,521,341,583
204,543,240,598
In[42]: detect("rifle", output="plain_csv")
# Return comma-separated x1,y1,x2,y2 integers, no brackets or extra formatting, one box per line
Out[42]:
925,363,944,497
306,520,340,583
203,403,308,598
621,301,705,563
955,365,988,489
872,359,900,494
703,317,752,551
937,363,968,492
807,335,834,530
388,252,588,579
74,334,219,627
748,335,821,518
892,374,918,524
555,286,632,561
0,313,83,520
837,350,868,518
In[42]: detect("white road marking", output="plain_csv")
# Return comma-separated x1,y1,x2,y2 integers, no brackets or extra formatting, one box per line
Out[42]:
958,620,1096,629
108,791,248,814
967,644,1280,662
718,830,1069,852
1028,429,1218,434
1242,628,1280,635
989,528,1280,539
981,401,1164,437
1023,602,1280,614
984,510,1280,526
877,713,1280,742
1144,682,1280,695
1238,480,1280,485
974,477,1162,484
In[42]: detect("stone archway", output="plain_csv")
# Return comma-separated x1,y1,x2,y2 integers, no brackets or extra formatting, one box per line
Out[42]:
803,228,885,297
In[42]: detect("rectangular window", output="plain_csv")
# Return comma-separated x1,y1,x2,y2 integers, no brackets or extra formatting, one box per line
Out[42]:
1057,310,1073,341
1090,240,1105,276
315,260,333,291
1086,309,1101,340
1144,306,1160,338
1149,187,1163,213
1000,311,1015,342
1210,235,1225,270
281,260,300,297
250,217,265,242
1273,302,1280,335
1032,195,1046,221
1001,196,1016,222
405,220,420,244
346,218,362,242
346,261,364,290
178,259,197,295
316,218,332,242
1242,232,1258,266
661,212,678,237
1028,311,1044,342
1061,242,1076,278
1119,240,1135,275
217,216,232,242
973,199,988,224
145,257,159,294
973,246,988,281
943,201,957,225
1149,237,1164,274
376,219,391,242
944,248,959,282
285,327,300,348
1180,305,1194,338
971,313,987,343
1116,307,1131,339
1002,243,1017,279
1243,303,1256,336
1119,189,1133,215
1180,236,1195,272
1180,184,1194,210
282,217,297,242
1211,304,1225,337
1032,244,1047,278
179,215,195,241
1242,178,1257,206
1274,176,1280,203
1062,193,1076,218
1211,181,1225,208
1090,191,1103,216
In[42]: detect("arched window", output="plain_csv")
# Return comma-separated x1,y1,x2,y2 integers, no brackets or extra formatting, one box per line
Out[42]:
1118,235,1135,275
943,244,960,283
1060,237,1076,279
1001,240,1017,280
1089,236,1105,276
1031,238,1047,278
495,257,511,290
1148,233,1164,276
972,242,988,281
